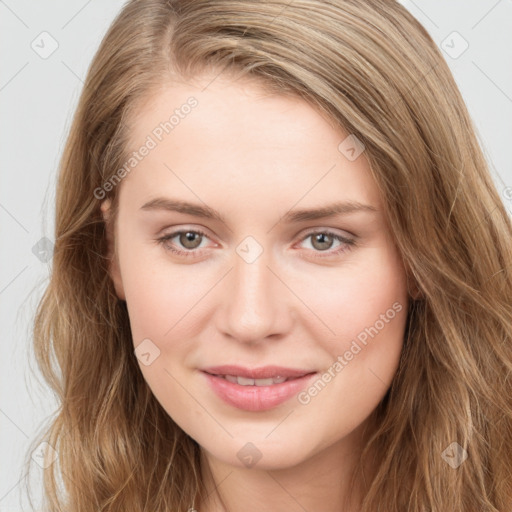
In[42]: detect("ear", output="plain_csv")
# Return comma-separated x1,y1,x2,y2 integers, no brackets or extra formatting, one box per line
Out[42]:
406,271,423,301
101,198,126,301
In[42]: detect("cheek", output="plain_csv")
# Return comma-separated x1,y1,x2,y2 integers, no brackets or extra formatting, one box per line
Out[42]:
119,222,408,351
119,245,202,405
294,244,408,345
118,237,218,353
117,238,180,339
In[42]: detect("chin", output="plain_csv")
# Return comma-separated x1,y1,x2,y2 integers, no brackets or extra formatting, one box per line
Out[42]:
201,437,312,471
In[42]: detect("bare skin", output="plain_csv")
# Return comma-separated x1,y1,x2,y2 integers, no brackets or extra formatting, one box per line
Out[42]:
102,72,411,512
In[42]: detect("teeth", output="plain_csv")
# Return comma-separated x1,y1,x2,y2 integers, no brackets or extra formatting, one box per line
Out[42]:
223,375,288,386
271,376,288,384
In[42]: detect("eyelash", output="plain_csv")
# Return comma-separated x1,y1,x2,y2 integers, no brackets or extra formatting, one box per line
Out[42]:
156,228,356,259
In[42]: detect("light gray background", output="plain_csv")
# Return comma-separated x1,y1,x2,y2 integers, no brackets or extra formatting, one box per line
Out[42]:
1,1,511,510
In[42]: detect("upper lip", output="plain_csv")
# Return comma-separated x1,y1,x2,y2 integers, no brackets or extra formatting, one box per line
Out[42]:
201,365,316,379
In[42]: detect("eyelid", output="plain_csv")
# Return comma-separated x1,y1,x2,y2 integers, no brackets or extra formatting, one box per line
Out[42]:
158,223,213,237
158,224,355,241
158,225,217,245
158,227,216,246
297,225,356,240
157,225,357,258
293,228,356,256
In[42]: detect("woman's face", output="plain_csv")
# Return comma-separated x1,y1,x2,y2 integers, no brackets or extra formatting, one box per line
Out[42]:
103,73,410,470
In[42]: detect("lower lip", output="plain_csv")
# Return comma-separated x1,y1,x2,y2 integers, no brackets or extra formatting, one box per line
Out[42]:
201,371,317,412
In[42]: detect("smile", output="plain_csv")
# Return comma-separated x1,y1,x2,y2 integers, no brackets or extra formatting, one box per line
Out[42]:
201,370,318,411
217,374,290,386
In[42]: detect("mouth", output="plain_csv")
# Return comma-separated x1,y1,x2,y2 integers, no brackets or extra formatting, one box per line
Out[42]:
201,369,318,411
204,373,306,386
201,364,316,384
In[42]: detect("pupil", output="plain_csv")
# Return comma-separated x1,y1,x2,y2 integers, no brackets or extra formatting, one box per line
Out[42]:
181,232,201,249
314,233,332,251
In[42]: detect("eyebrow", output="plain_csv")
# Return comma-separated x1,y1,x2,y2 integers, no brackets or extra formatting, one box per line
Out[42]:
139,197,378,223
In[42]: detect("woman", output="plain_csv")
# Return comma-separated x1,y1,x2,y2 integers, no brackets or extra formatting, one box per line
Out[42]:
25,1,512,511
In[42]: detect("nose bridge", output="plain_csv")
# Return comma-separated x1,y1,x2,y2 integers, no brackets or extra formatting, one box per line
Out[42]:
219,243,287,342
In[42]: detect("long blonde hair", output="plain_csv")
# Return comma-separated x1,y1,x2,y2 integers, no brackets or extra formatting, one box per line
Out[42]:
24,1,512,511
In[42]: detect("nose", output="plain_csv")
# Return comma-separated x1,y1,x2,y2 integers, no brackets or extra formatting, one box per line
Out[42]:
216,244,293,345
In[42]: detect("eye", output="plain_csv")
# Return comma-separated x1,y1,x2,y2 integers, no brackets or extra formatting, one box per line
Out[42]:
156,229,212,257
297,230,356,258
156,228,357,259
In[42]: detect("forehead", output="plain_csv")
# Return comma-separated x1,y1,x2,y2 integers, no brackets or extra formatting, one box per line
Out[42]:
119,73,382,213
128,73,338,144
